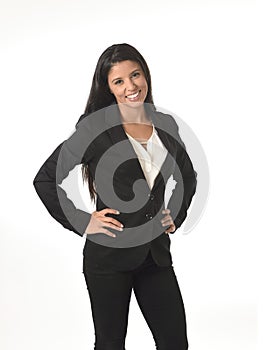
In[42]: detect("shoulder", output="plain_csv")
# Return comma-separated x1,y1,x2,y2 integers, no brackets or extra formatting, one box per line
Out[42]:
153,110,180,138
153,110,178,127
153,110,187,152
75,109,106,130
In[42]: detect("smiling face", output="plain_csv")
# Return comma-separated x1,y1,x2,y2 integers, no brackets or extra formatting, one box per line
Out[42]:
107,60,148,107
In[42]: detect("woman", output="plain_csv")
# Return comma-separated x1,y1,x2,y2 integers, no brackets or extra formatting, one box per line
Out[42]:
33,43,197,350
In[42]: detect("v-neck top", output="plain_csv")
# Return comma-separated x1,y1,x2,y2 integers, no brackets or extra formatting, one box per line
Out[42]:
125,123,168,190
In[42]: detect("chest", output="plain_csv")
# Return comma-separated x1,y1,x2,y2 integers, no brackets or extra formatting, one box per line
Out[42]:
122,123,153,139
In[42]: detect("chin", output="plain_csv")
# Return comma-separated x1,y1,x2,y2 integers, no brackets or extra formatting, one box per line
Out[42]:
118,100,144,108
125,101,144,108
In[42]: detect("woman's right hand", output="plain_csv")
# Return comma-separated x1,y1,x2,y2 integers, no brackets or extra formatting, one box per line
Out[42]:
85,208,124,238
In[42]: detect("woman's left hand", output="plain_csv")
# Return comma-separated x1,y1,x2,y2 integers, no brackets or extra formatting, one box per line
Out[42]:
161,208,176,234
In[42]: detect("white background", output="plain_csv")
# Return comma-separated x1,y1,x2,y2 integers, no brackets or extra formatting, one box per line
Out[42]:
1,0,266,349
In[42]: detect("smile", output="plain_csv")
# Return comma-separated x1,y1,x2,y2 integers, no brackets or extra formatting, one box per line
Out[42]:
126,90,141,100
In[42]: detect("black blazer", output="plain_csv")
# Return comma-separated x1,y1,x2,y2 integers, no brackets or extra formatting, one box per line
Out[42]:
33,104,197,272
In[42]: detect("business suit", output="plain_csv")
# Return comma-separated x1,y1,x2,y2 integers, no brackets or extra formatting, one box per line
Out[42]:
33,104,197,272
33,103,197,349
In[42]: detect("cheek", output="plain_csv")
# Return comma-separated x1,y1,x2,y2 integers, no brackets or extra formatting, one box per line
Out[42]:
117,89,126,98
142,82,148,95
114,89,126,101
141,78,148,90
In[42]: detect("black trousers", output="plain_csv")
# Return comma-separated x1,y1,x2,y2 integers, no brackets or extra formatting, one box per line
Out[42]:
82,249,188,350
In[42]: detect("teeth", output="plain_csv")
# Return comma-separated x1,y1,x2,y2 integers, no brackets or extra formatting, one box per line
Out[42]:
127,91,139,99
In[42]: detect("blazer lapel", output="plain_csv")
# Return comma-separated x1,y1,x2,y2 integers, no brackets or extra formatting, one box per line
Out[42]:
151,116,177,190
104,104,176,192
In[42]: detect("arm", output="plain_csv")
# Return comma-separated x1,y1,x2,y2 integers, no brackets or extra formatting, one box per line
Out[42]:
166,119,198,233
33,118,94,237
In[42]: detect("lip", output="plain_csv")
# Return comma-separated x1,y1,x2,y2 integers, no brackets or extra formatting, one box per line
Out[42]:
126,90,141,101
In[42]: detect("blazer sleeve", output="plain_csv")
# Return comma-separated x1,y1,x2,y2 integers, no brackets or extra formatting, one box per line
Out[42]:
33,118,94,237
166,118,198,233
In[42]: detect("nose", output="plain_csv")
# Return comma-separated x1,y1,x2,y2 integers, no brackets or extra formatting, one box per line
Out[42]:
125,78,137,92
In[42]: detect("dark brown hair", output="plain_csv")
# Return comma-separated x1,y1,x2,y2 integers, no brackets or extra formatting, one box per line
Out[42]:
79,43,156,203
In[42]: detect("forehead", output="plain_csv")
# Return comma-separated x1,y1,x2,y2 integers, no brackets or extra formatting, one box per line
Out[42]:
108,60,142,78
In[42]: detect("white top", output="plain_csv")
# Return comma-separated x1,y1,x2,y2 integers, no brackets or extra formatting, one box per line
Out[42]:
125,123,168,190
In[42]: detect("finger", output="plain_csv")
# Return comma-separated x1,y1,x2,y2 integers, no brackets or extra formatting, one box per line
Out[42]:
102,222,124,232
102,217,124,228
101,208,120,215
103,228,117,238
165,226,174,234
164,225,171,234
161,217,173,226
161,215,171,222
161,221,169,227
161,212,172,221
162,208,170,214
166,224,176,233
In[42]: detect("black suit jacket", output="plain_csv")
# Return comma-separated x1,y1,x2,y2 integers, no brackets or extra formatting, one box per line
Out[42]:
33,104,197,272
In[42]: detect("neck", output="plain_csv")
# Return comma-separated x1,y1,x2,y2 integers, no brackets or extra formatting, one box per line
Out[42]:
118,103,152,125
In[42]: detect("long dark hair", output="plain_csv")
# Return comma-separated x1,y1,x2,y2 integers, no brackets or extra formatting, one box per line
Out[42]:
80,43,156,203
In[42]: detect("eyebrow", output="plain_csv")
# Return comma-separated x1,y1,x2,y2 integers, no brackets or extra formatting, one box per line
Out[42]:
111,69,141,83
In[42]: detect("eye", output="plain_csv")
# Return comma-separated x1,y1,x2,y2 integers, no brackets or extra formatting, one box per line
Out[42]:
132,72,140,78
114,79,123,85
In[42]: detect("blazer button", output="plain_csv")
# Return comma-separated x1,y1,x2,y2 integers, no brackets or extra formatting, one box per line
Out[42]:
145,213,153,220
147,193,154,200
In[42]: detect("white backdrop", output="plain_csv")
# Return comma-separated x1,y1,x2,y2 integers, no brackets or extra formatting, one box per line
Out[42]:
1,0,265,349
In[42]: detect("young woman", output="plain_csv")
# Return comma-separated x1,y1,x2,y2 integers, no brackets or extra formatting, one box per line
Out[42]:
33,43,197,350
